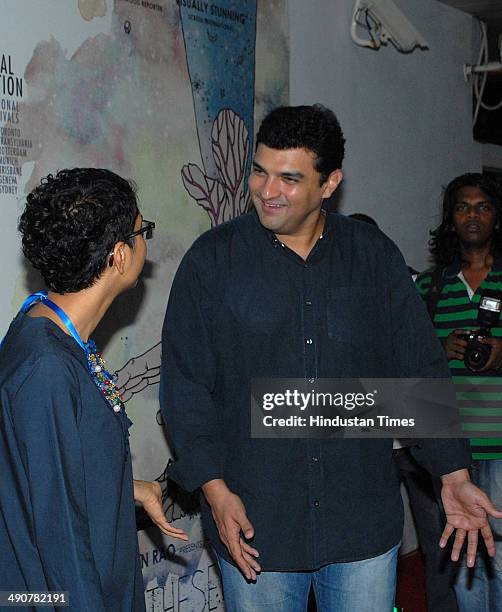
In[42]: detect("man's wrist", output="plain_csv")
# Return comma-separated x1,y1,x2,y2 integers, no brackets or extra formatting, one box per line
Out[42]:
202,478,229,503
440,468,471,485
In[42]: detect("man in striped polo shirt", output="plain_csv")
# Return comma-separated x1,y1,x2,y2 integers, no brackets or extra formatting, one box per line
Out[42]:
416,172,502,611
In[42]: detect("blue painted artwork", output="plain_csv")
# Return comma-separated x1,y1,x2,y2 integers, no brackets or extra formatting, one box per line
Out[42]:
178,0,257,224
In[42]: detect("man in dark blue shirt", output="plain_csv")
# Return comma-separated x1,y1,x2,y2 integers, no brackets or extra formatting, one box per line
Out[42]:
160,105,502,612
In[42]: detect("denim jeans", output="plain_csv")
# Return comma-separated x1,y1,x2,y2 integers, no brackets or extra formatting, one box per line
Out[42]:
454,459,502,612
216,543,400,612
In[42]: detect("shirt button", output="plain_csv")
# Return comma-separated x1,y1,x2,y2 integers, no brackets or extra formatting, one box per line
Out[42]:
314,500,320,507
306,338,313,345
305,300,312,306
312,456,319,462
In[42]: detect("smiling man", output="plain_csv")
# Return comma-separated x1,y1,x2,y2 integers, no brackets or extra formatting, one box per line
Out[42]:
416,173,502,611
161,107,502,612
250,134,341,259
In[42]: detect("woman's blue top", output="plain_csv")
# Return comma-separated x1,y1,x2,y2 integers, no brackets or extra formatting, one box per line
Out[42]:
0,313,145,611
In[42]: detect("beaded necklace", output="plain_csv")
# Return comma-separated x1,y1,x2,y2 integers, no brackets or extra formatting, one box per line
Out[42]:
20,292,124,414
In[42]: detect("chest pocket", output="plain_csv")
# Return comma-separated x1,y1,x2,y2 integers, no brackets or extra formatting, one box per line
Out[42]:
326,286,377,344
227,278,292,336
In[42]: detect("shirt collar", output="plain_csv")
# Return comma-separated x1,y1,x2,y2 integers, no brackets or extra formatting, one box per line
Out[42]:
251,207,336,247
445,254,502,278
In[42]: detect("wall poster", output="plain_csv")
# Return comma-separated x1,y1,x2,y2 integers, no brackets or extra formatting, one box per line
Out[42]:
0,0,288,609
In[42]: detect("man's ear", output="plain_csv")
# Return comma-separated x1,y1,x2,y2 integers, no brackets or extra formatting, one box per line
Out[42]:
109,242,127,275
322,169,343,199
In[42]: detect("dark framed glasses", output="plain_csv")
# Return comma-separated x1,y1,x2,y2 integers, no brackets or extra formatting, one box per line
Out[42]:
127,219,155,240
108,219,156,267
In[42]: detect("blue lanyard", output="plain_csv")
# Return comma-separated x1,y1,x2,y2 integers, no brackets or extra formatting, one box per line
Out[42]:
19,291,89,354
16,292,131,447
19,293,116,388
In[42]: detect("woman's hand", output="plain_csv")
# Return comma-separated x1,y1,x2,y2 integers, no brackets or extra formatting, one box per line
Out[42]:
133,479,188,540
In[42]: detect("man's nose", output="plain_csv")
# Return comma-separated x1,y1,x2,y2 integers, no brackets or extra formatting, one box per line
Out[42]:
261,176,280,199
466,204,480,217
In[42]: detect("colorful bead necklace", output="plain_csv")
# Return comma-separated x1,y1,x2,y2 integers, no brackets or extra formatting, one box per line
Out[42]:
20,292,124,415
85,339,123,413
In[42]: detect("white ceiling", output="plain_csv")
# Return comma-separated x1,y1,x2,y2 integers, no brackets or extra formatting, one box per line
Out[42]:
436,1,502,22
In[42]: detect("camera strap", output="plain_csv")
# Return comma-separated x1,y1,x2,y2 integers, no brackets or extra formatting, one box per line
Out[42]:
425,266,447,321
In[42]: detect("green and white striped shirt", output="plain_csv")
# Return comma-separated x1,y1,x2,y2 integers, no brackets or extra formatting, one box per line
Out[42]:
416,265,502,460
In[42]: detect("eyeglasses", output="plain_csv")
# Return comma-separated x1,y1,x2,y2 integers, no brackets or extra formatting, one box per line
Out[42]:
126,219,155,240
454,202,494,215
108,219,155,267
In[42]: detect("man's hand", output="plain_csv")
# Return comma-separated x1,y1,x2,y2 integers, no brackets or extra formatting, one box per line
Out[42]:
478,336,502,371
445,329,468,361
202,479,261,580
440,469,502,567
133,479,188,541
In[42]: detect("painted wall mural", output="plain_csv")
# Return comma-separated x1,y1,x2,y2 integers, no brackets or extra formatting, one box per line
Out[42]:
181,107,251,227
179,0,256,226
0,0,288,608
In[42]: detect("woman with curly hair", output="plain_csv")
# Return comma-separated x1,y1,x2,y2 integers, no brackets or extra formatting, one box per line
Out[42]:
0,168,186,611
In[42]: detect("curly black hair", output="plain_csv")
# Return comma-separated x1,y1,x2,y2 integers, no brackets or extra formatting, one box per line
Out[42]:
255,104,345,184
429,173,502,267
19,168,139,293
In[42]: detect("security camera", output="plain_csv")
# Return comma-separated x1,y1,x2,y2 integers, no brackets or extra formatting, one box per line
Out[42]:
351,0,429,53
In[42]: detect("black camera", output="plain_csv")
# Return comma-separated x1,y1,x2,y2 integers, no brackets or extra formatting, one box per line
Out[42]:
461,291,502,371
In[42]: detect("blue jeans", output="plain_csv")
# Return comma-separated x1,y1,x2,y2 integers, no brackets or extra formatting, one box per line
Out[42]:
216,543,399,612
454,460,502,612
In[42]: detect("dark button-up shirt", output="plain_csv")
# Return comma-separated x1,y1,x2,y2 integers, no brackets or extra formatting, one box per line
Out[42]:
160,211,470,571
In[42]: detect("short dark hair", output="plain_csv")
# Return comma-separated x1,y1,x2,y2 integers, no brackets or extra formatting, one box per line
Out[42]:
255,104,345,184
429,172,502,266
19,168,139,293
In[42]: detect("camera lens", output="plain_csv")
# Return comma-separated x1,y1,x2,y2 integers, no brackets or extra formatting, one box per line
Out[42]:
469,351,482,365
464,342,491,370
